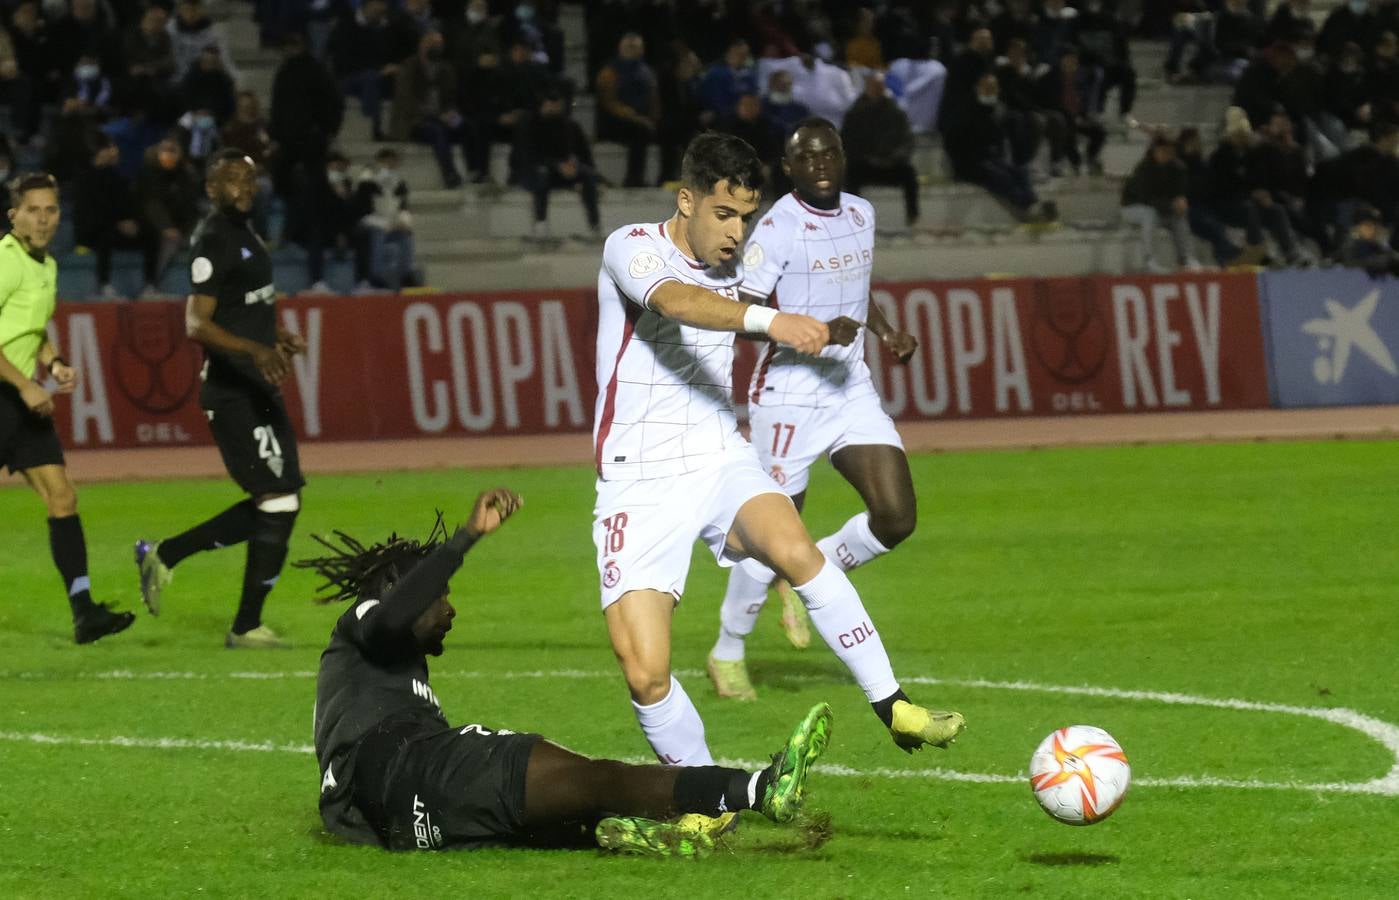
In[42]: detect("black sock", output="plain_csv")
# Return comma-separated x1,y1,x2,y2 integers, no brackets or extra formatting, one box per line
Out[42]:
673,766,756,817
158,499,258,568
232,509,297,634
48,515,95,616
872,688,911,728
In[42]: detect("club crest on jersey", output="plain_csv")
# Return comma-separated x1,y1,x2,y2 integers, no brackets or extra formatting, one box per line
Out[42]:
603,560,621,589
743,242,764,268
761,217,774,227
850,207,866,226
804,222,821,232
628,251,664,278
769,464,787,486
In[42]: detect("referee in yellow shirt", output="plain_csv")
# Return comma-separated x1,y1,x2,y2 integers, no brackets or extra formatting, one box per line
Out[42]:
1,173,134,643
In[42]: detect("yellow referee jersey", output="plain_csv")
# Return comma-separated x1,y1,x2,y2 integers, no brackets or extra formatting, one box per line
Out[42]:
0,232,58,379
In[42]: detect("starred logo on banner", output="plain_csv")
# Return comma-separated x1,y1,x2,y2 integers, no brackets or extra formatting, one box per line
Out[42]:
1301,289,1397,385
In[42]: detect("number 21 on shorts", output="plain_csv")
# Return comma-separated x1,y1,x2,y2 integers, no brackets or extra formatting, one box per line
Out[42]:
770,423,796,458
253,425,283,460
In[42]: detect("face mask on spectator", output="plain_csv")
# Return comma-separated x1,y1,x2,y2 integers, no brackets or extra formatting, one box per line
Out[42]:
769,91,793,104
978,93,997,106
1350,0,1368,13
76,63,100,80
516,4,535,22
1296,46,1314,61
467,9,486,24
194,113,215,129
327,169,348,185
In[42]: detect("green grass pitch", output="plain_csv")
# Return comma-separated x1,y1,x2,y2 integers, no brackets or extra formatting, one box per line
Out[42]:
2,440,1397,898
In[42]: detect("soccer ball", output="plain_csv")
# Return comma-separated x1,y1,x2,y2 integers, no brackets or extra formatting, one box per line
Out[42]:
1029,725,1131,825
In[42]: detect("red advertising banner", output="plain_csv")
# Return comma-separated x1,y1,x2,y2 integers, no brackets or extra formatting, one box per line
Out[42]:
44,272,1270,450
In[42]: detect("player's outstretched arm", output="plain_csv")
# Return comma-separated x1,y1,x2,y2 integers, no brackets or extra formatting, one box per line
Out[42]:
185,293,290,383
649,281,829,355
360,489,522,647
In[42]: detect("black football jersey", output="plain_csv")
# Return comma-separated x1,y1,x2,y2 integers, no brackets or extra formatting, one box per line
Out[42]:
188,210,277,389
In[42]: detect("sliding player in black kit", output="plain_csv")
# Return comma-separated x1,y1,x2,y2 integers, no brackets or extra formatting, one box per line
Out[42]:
299,487,834,858
135,148,306,648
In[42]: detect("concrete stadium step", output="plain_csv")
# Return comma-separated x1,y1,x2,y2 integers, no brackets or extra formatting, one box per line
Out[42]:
391,174,1125,241
402,224,1189,292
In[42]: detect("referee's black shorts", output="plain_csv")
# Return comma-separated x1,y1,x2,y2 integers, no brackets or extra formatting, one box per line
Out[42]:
201,382,305,496
353,720,542,852
0,382,65,474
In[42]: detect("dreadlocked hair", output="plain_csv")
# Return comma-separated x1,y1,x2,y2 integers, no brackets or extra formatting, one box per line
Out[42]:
293,513,450,604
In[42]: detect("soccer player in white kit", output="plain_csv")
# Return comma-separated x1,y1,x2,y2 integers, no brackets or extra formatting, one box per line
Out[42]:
592,133,964,800
705,118,941,706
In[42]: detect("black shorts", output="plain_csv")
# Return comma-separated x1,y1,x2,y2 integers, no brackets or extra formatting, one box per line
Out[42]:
202,382,305,496
353,721,542,852
0,383,65,475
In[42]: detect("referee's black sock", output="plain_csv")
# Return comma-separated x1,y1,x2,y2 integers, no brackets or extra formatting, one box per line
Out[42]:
672,766,764,818
158,499,258,568
232,509,297,634
48,514,95,615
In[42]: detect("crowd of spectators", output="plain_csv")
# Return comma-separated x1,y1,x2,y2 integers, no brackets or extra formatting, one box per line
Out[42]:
6,0,1399,295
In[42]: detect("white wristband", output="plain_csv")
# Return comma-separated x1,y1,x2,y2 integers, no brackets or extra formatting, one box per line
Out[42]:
743,304,779,334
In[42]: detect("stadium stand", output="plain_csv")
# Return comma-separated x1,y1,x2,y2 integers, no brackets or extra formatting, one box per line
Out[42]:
0,0,1373,297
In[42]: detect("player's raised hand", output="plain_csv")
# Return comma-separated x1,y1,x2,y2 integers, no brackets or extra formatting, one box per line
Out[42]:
466,488,523,538
882,329,918,363
252,344,291,384
826,316,863,347
50,361,79,394
769,312,829,355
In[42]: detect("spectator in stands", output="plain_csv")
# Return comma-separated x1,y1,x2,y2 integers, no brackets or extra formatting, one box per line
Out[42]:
1266,0,1316,47
330,0,418,142
1368,30,1399,111
1176,127,1248,266
945,71,1054,224
1214,0,1265,82
102,99,165,180
720,92,781,182
270,29,344,292
1309,121,1399,251
1234,42,1296,129
502,0,565,75
9,2,63,120
992,0,1041,55
317,149,369,289
1318,0,1378,59
178,45,236,126
45,53,112,182
0,20,38,143
392,30,472,188
355,146,422,290
1037,45,1106,176
845,6,884,70
136,135,200,295
843,72,920,229
1033,0,1077,68
1336,205,1399,274
595,32,658,188
513,88,600,241
499,35,555,118
1207,106,1298,264
1323,42,1372,142
699,37,757,123
1250,107,1313,263
943,26,996,134
1121,133,1200,272
458,48,512,184
121,4,177,117
168,0,238,85
657,46,703,185
1074,0,1136,120
446,0,501,72
75,135,157,298
221,90,274,235
52,0,116,78
762,70,810,142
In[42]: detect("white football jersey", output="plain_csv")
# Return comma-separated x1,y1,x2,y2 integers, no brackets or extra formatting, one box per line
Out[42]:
594,221,747,481
742,191,878,407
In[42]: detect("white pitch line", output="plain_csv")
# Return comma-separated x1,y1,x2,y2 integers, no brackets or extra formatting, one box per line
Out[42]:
5,668,1398,797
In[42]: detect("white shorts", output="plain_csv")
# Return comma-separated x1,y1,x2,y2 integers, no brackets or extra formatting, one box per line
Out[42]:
750,392,904,496
592,444,789,610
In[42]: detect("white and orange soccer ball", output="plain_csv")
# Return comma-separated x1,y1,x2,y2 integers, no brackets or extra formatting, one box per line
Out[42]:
1029,725,1131,825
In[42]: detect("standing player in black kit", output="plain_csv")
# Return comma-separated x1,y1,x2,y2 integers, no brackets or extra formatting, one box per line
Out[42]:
135,148,307,648
300,488,833,858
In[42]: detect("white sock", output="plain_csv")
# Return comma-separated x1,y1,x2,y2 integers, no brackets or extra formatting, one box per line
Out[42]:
632,676,715,766
711,564,771,661
815,512,891,572
794,560,900,702
746,771,762,807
